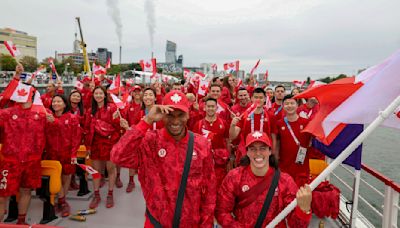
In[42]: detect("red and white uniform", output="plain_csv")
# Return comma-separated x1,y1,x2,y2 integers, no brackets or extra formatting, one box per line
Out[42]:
80,88,93,111
44,112,82,175
275,117,311,187
40,89,64,109
132,109,164,130
216,166,311,228
84,104,120,161
231,103,251,117
0,105,47,196
193,117,229,188
111,120,216,227
122,101,142,127
297,103,319,120
220,87,232,106
270,102,284,120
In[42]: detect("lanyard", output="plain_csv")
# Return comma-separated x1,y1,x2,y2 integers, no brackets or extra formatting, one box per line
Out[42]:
274,105,283,116
250,111,264,133
283,117,300,145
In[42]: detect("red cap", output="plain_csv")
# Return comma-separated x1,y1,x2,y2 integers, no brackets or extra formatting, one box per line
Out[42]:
162,91,189,113
245,131,272,148
130,85,142,92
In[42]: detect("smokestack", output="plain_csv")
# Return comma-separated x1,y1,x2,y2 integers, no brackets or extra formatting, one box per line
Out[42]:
119,45,122,66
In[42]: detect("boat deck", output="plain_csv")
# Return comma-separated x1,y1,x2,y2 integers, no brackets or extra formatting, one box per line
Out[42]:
4,171,343,228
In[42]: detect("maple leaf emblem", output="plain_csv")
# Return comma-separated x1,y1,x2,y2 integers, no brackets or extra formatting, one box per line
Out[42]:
170,93,182,104
145,62,152,68
12,45,17,51
252,131,263,139
200,84,208,91
229,63,235,68
17,89,28,97
396,110,400,119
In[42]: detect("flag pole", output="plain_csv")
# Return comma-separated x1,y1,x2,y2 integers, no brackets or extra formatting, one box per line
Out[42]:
266,95,400,228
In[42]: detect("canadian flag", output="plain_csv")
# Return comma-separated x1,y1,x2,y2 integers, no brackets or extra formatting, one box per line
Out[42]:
74,80,84,90
3,41,21,57
111,94,125,109
183,69,191,79
197,78,210,96
223,60,240,73
211,64,218,72
235,78,243,90
108,74,122,94
48,58,57,73
264,69,269,81
190,72,205,87
249,59,260,75
78,164,101,179
92,63,107,75
105,58,111,69
140,58,157,73
264,95,272,110
31,65,46,80
307,80,326,89
2,79,34,103
293,80,306,88
243,100,260,116
31,90,46,114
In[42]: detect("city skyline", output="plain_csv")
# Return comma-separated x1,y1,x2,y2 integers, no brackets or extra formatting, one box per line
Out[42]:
1,0,399,80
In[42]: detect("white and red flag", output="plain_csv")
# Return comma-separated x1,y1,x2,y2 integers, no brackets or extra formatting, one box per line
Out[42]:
3,41,21,57
2,79,34,103
92,63,107,75
78,164,101,179
108,74,122,94
264,95,272,110
307,80,326,89
105,58,111,69
48,58,57,73
293,80,305,88
211,64,218,72
31,65,46,79
140,58,157,73
243,100,260,116
223,60,240,73
249,59,260,75
235,78,243,90
197,78,210,96
74,80,84,90
31,90,46,114
111,94,125,109
264,69,269,81
183,69,191,79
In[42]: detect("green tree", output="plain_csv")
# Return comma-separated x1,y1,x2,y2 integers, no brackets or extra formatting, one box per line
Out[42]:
0,54,17,71
19,56,38,72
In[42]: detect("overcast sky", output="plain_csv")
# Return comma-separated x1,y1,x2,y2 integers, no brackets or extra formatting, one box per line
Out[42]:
1,0,399,80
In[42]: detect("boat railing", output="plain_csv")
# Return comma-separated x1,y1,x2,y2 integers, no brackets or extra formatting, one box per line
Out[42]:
330,162,399,227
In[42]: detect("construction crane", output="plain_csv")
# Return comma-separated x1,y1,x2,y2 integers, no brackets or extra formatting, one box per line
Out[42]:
75,17,91,74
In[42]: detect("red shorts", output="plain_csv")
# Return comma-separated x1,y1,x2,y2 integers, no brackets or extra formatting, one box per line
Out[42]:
90,141,113,161
0,160,42,197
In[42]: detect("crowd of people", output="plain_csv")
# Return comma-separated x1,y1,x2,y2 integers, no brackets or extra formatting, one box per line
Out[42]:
0,63,325,227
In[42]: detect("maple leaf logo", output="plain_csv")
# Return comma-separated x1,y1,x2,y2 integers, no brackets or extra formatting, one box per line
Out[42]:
17,89,28,97
170,93,182,104
12,45,17,51
229,63,235,68
145,62,152,68
200,84,208,91
252,131,263,139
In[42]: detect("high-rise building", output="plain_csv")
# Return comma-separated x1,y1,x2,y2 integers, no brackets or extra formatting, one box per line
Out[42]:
97,48,112,65
0,28,37,60
165,40,177,64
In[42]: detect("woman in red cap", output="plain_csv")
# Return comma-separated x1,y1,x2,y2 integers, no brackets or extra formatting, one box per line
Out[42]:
215,131,312,228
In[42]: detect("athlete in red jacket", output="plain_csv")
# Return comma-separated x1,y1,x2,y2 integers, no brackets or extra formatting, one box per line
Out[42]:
44,95,82,217
216,131,312,228
112,91,216,227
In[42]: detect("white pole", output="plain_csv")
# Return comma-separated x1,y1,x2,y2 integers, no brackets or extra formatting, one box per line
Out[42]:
350,169,361,227
266,95,400,228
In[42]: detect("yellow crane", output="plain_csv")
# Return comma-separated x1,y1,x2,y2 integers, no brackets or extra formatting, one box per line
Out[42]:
75,17,91,74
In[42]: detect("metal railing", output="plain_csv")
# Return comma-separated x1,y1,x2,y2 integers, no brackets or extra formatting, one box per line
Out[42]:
331,163,399,227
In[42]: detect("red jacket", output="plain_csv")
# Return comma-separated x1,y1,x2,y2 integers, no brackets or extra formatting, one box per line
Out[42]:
80,88,93,111
216,166,311,228
0,105,46,162
84,104,120,150
111,121,216,227
220,87,232,106
40,89,65,109
44,112,82,161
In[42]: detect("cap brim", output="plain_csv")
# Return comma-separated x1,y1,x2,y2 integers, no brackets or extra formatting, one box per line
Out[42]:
170,105,189,113
245,139,271,148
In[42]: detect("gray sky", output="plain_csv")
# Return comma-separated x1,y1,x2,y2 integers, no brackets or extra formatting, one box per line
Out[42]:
1,0,399,80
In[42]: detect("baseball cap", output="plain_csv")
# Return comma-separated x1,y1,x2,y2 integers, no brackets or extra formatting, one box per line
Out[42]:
245,131,272,148
162,91,190,113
